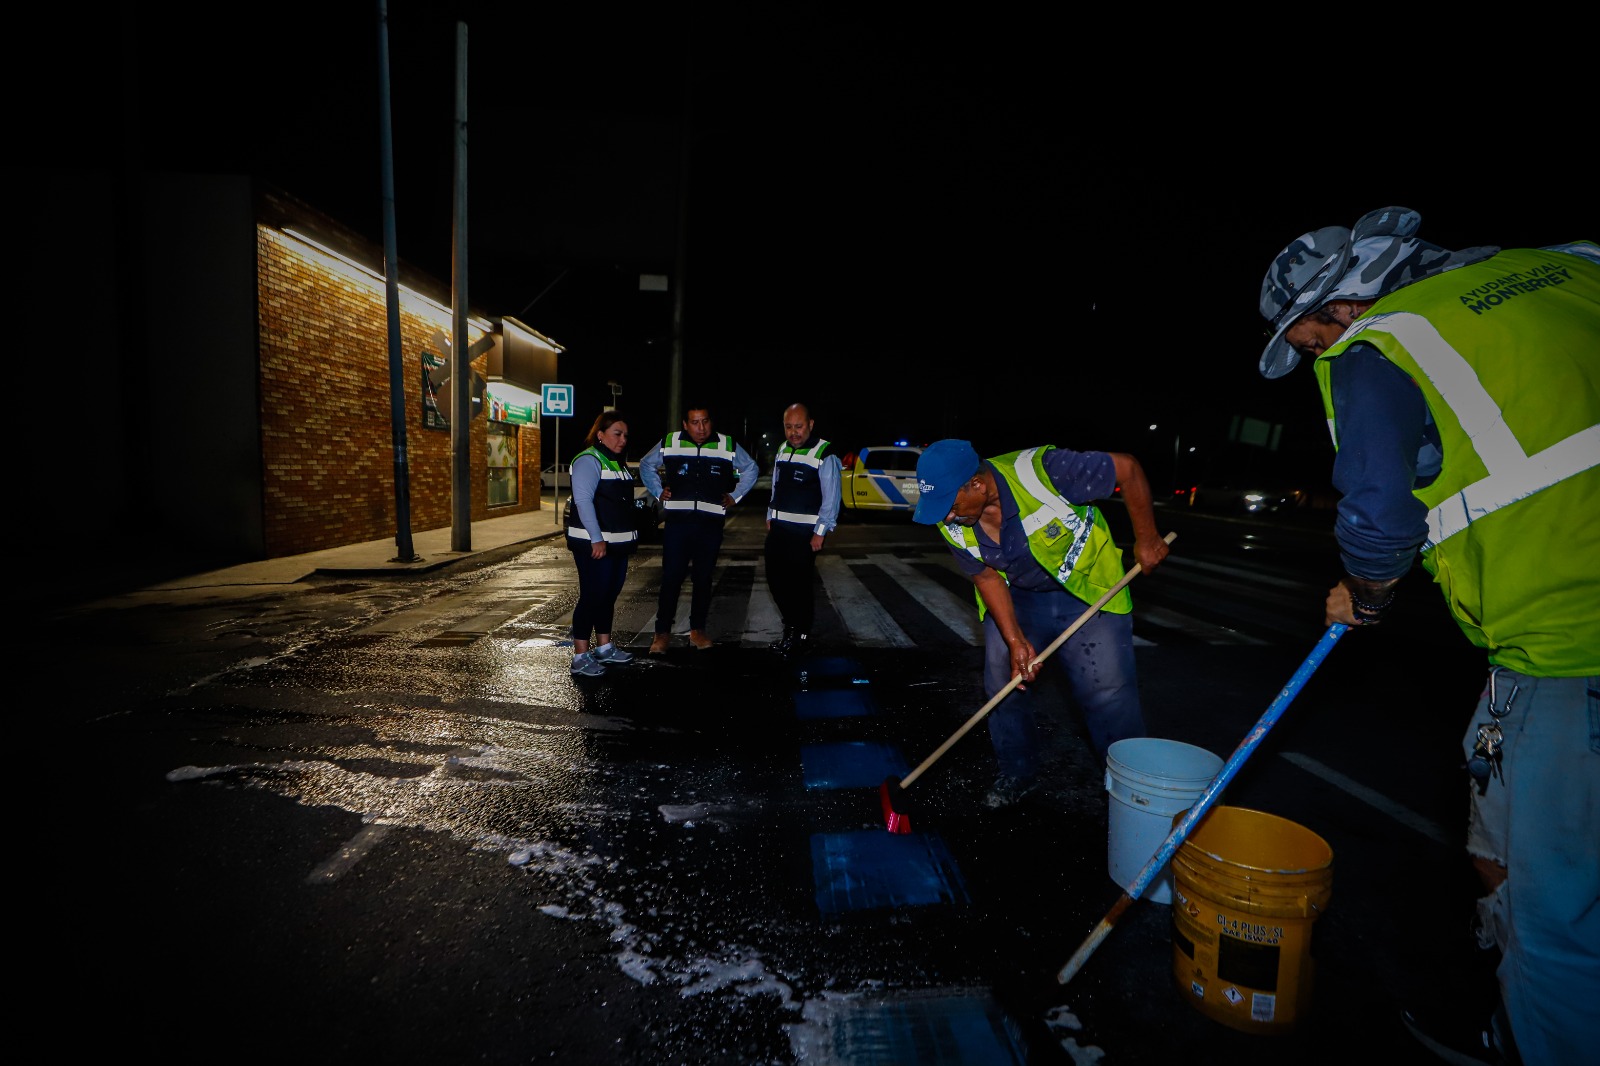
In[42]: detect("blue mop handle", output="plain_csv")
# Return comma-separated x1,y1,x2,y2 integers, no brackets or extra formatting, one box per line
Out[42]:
1057,623,1349,985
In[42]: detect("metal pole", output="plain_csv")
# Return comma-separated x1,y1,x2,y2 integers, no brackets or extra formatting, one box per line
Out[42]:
377,0,418,562
450,20,471,551
666,26,691,436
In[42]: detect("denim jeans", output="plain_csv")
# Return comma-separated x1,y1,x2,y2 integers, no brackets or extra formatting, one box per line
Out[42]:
1461,668,1600,1066
981,584,1145,778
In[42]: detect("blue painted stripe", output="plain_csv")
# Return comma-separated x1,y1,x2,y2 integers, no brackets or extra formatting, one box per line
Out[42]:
801,741,908,789
795,656,870,689
794,688,879,720
865,470,911,507
788,990,1027,1065
811,830,971,915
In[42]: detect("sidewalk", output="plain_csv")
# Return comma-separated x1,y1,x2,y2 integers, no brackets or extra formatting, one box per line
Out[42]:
144,496,570,593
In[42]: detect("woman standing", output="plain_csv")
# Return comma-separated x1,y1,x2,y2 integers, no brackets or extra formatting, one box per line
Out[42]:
565,409,639,676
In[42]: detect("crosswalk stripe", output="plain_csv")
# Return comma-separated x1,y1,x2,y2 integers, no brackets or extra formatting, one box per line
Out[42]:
406,543,1314,650
743,561,785,646
863,554,982,646
360,587,502,633
1134,603,1269,645
817,556,914,648
609,556,664,639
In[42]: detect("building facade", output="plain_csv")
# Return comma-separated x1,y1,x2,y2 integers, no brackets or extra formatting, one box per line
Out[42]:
18,171,559,604
256,190,554,558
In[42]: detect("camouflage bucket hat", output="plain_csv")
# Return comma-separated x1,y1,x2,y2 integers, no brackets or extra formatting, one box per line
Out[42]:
1257,207,1422,379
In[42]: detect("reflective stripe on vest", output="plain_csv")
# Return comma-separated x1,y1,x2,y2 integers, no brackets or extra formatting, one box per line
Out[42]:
1009,446,1095,581
566,525,639,544
662,499,728,515
1345,311,1600,549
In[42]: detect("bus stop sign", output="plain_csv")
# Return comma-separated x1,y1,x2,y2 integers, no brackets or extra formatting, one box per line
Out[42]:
541,384,574,417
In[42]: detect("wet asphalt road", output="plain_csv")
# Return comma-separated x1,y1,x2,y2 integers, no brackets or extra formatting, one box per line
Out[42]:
50,503,1495,1064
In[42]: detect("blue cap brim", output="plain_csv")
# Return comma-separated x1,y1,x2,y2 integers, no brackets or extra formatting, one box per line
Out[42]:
912,488,957,525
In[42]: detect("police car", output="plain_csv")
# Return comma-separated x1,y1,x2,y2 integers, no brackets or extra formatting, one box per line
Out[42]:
839,443,924,515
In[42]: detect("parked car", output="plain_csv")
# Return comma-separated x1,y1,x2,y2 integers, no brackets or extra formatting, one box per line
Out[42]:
540,463,570,490
1186,481,1310,515
839,443,924,515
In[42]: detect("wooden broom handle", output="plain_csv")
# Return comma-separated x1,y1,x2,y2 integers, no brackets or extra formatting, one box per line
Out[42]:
899,531,1175,790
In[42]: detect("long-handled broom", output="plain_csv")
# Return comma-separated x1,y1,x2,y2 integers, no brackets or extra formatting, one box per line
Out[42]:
880,532,1176,833
1054,622,1349,984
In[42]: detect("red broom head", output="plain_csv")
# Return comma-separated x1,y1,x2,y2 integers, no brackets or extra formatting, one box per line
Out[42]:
880,777,913,834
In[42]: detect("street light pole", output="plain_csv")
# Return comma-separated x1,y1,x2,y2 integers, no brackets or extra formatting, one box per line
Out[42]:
450,20,471,551
376,0,418,562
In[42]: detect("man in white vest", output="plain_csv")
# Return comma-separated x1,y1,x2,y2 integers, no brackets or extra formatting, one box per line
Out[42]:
640,403,759,654
764,402,842,659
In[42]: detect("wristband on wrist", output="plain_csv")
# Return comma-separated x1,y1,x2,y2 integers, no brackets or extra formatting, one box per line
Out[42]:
1349,589,1395,623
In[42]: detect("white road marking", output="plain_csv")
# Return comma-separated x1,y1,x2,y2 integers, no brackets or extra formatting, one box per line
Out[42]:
306,823,392,884
817,556,913,647
1279,752,1451,845
864,554,982,646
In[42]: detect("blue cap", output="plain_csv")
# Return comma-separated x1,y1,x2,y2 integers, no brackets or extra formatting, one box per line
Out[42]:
913,440,980,524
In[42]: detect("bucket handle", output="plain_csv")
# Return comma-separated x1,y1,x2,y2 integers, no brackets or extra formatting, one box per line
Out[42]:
1057,624,1349,985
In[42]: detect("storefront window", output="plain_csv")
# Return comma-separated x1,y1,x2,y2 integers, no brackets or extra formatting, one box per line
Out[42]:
487,421,519,507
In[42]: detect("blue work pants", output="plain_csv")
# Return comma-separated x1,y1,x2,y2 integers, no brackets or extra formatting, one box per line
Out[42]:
981,585,1145,777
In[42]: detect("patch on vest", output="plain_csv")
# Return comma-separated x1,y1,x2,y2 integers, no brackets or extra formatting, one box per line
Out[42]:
1044,521,1063,540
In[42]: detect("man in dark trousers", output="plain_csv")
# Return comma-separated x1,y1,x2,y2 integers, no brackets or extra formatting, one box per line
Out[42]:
763,402,842,659
640,403,759,653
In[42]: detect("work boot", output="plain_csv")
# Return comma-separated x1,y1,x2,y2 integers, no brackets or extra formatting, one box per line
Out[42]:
688,629,715,651
648,632,671,655
769,627,795,654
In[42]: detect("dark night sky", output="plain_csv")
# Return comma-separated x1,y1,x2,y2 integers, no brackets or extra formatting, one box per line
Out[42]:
18,4,1592,474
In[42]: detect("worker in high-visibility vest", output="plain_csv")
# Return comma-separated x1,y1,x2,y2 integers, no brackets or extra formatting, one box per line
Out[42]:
1258,206,1599,1066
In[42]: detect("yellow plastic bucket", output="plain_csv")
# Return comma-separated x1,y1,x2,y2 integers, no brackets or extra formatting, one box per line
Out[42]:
1170,805,1333,1035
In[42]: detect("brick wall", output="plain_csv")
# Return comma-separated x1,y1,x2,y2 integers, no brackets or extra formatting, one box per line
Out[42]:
256,227,542,557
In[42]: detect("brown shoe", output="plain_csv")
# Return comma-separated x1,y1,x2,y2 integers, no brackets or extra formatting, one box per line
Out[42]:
688,629,715,651
648,632,671,655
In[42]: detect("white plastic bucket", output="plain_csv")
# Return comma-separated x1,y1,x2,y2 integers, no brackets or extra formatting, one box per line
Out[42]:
1105,737,1224,904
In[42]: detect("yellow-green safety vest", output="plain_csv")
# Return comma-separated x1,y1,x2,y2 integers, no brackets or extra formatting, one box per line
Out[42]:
1313,242,1600,676
937,447,1133,620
